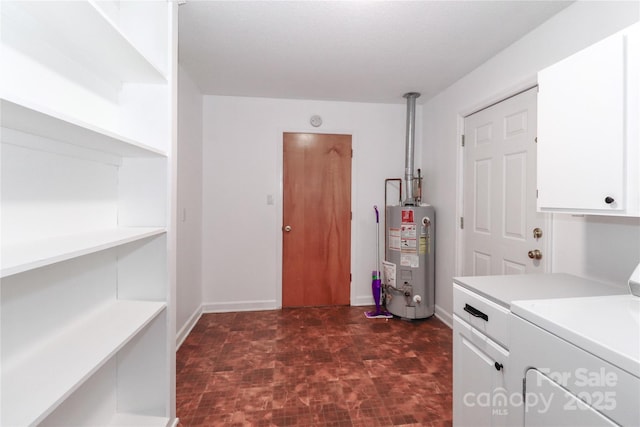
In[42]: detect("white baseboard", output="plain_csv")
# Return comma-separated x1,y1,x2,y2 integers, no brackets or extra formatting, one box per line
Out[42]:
169,418,179,427
434,304,453,329
202,299,278,313
176,306,203,350
352,295,374,306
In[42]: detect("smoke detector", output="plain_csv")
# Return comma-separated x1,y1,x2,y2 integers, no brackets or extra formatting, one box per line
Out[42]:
310,115,322,127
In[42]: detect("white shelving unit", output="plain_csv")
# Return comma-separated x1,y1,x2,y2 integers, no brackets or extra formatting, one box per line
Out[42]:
108,413,172,427
1,227,166,278
0,97,167,158
0,1,167,84
1,1,177,426
3,301,166,426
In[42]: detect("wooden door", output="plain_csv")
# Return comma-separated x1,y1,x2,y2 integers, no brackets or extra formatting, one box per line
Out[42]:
463,88,548,275
282,133,351,306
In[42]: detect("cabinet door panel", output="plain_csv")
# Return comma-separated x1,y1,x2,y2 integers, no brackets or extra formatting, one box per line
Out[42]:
453,316,509,427
538,33,625,211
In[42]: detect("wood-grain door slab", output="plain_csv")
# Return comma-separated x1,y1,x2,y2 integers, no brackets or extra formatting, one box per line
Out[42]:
282,133,352,306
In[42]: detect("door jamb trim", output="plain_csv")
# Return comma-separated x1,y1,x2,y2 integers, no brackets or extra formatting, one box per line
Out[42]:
276,130,357,308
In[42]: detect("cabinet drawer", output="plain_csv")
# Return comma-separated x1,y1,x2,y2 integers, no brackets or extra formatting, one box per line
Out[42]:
453,315,509,367
453,284,510,348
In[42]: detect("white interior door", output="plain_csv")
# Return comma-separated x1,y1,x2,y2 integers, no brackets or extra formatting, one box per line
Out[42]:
463,88,548,276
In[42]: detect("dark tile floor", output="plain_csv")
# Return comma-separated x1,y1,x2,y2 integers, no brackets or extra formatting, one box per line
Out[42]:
176,306,453,427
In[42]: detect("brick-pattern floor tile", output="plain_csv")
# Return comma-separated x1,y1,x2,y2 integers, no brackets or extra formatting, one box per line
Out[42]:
177,306,452,426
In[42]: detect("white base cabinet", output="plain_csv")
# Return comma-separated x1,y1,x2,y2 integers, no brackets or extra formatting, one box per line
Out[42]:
453,284,510,427
537,22,639,216
1,1,177,425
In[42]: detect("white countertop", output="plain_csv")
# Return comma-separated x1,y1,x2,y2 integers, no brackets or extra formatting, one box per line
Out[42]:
453,273,627,308
512,294,640,378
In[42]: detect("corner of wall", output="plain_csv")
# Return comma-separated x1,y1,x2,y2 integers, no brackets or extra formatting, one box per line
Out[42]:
434,305,453,329
176,304,203,350
176,62,205,340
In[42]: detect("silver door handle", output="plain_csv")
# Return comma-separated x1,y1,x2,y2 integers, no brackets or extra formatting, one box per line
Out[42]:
283,225,292,232
528,249,542,260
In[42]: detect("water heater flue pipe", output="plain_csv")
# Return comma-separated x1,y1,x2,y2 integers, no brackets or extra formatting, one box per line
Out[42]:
403,92,421,206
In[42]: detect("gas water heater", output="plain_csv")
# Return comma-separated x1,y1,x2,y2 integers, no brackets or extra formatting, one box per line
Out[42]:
384,204,435,319
383,93,435,319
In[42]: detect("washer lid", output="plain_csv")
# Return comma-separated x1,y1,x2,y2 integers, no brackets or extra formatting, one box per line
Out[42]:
512,294,640,378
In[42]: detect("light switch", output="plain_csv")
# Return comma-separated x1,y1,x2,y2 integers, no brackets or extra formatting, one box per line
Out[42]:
267,194,274,205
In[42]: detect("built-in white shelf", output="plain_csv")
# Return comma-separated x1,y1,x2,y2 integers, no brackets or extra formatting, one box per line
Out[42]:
1,227,166,278
1,0,176,422
0,97,167,158
1,300,167,427
1,1,166,84
109,413,171,427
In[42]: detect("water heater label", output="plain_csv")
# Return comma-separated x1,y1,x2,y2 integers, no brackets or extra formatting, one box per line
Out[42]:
401,224,416,238
401,254,419,268
401,209,414,223
389,228,401,251
419,236,427,255
401,224,417,253
382,260,397,288
402,238,417,249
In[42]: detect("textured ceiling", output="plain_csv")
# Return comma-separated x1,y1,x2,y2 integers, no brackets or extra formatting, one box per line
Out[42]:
178,1,572,104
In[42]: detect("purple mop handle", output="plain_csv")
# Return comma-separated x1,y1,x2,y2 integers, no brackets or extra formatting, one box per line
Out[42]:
373,205,380,278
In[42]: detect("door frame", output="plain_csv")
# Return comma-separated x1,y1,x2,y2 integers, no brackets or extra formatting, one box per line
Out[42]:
275,128,358,308
455,77,553,278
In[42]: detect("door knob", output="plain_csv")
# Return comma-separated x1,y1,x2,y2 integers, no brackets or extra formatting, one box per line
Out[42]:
533,228,542,239
283,225,292,232
528,249,542,260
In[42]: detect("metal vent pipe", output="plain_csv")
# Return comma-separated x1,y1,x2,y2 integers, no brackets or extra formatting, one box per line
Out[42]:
403,92,421,205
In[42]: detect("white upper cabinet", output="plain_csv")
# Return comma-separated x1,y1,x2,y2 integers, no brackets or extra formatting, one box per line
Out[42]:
537,22,639,216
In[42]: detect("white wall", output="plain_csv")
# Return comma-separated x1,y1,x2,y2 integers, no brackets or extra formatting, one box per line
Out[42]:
201,96,420,311
422,1,640,324
176,65,203,344
551,215,640,286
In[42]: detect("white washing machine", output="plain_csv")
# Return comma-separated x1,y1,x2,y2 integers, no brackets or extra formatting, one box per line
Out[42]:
509,294,640,426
